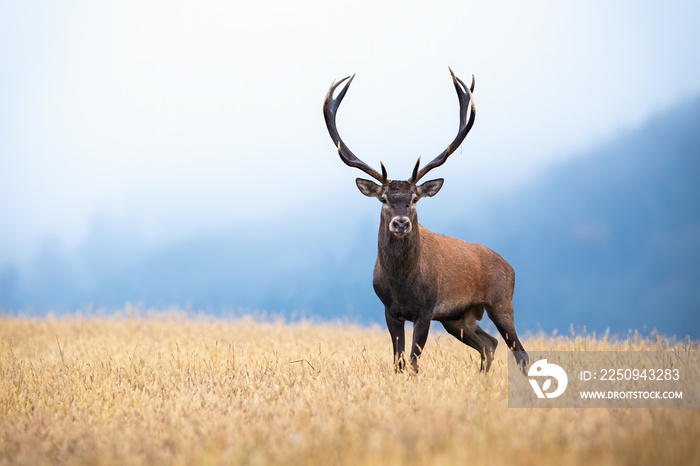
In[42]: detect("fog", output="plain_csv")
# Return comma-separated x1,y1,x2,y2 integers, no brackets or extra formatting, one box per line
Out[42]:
1,2,700,336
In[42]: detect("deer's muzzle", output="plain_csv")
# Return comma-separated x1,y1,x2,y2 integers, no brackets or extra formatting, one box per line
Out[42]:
390,216,412,236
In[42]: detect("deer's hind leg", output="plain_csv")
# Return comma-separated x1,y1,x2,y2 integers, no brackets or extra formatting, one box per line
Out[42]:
441,309,498,372
486,300,528,372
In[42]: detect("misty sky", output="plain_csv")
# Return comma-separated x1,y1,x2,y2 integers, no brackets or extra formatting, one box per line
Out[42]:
2,1,699,265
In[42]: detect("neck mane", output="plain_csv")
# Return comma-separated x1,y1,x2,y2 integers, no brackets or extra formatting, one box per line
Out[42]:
377,217,421,275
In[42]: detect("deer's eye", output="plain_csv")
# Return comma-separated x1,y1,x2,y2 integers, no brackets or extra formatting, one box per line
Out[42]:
380,198,388,204
412,197,419,204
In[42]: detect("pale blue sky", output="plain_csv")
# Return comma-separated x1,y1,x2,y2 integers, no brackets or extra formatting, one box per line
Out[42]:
1,1,699,264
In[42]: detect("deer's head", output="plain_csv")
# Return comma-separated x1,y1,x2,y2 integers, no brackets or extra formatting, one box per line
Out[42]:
323,68,476,238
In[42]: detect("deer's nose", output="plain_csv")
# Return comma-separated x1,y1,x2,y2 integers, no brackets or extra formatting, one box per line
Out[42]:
390,216,411,235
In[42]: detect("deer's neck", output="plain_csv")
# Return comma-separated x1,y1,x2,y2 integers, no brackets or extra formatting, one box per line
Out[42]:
377,220,422,275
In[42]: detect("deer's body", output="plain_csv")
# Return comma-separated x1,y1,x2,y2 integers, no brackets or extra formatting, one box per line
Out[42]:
324,69,528,372
375,223,513,324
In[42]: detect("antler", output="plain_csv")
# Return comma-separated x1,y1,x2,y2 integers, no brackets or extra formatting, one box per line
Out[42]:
323,75,387,183
409,68,476,184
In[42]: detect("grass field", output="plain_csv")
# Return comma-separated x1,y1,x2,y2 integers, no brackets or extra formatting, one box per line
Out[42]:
1,310,698,465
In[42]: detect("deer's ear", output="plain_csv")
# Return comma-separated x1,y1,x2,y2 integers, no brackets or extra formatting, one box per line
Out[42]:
356,178,384,198
416,178,444,198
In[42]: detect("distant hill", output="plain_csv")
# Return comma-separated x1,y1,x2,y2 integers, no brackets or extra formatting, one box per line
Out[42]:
455,96,700,337
2,97,699,338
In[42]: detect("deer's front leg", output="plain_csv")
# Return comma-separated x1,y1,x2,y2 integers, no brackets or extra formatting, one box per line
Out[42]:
410,317,431,372
385,310,405,372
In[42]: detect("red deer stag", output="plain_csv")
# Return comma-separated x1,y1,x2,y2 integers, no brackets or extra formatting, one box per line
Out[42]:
323,68,528,373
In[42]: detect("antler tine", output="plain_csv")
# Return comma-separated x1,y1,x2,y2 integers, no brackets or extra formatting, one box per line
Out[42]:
409,68,476,184
324,75,387,183
411,156,421,182
380,161,388,182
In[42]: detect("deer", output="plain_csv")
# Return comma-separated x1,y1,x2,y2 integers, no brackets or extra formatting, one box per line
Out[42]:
323,68,529,373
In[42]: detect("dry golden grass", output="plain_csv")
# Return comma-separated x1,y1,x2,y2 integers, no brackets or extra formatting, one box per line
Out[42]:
1,310,698,465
